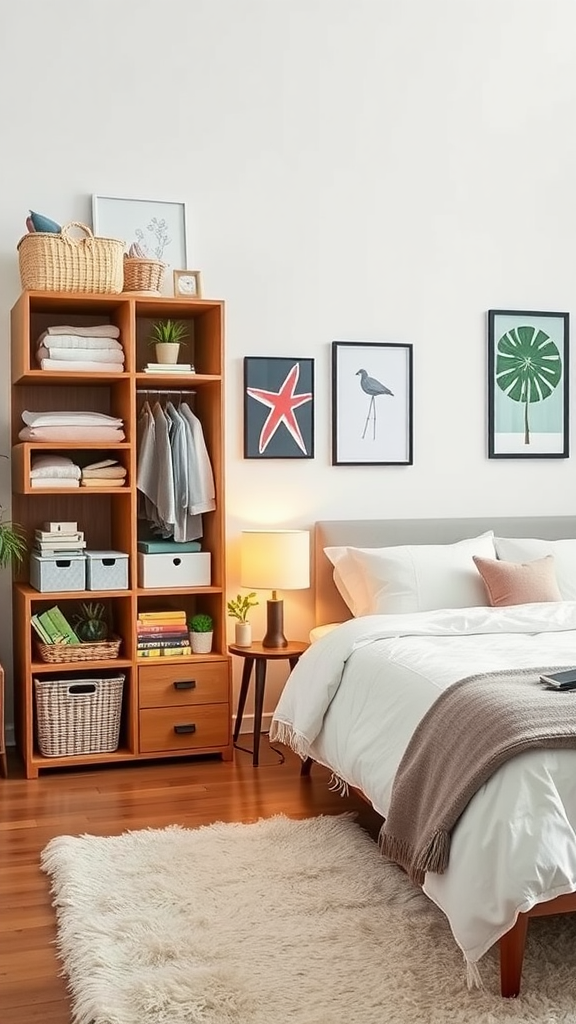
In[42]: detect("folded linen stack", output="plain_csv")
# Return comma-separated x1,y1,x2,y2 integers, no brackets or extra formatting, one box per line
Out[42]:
19,410,125,443
30,454,81,489
81,458,127,489
36,324,125,373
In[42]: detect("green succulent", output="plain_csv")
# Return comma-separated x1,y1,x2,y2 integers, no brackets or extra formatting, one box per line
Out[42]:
227,592,258,623
73,601,109,642
189,613,213,633
149,319,189,346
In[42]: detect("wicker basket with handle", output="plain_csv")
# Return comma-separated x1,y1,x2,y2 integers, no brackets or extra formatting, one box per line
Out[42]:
17,222,125,293
34,674,125,756
123,255,165,293
35,635,122,664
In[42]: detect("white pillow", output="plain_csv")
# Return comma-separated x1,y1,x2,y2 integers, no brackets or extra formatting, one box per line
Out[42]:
494,537,576,600
326,532,495,616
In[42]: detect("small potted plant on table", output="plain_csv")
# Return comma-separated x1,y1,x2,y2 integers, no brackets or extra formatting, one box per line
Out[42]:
227,592,258,647
149,319,189,365
188,613,214,654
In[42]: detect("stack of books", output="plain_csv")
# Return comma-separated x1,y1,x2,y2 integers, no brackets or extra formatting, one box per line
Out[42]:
34,521,86,556
137,609,191,658
143,363,195,374
31,605,80,645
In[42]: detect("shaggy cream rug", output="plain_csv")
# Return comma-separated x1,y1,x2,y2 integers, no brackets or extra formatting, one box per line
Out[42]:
41,813,576,1024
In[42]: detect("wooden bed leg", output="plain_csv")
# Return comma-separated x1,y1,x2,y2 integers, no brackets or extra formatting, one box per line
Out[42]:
499,913,529,997
300,756,313,777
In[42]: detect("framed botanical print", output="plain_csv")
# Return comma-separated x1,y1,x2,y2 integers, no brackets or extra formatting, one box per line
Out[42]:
332,342,413,465
488,310,569,459
244,357,314,459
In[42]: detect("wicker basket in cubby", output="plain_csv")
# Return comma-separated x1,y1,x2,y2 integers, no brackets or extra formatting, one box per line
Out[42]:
35,635,122,664
34,675,125,757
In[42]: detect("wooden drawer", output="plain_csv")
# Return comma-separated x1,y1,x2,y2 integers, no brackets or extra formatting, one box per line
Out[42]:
139,703,229,753
138,661,229,709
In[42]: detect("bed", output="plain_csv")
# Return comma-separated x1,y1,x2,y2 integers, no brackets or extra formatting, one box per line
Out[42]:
270,516,576,997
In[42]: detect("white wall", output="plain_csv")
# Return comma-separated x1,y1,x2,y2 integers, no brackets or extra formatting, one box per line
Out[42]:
1,0,575,728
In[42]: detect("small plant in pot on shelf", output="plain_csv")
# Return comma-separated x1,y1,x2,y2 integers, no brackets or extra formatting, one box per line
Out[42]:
73,601,109,642
149,319,188,365
188,613,213,654
227,592,258,647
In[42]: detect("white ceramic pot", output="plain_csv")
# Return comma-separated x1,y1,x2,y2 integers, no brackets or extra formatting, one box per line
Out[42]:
235,621,252,647
190,631,213,654
155,342,180,364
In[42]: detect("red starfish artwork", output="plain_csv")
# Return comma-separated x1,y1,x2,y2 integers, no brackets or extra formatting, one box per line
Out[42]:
246,362,313,454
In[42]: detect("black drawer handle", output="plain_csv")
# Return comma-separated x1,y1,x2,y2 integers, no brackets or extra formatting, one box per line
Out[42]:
173,680,196,690
174,723,196,735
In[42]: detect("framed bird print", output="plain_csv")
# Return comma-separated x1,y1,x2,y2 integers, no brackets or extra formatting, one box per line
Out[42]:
488,310,569,459
244,356,315,459
331,342,413,465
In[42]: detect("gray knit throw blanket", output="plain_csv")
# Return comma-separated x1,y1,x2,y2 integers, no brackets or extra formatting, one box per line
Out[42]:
379,666,576,886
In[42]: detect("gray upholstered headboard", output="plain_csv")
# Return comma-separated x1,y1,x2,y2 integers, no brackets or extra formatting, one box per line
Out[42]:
315,517,576,625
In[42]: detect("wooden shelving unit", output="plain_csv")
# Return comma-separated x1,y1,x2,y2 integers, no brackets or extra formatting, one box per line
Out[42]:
11,290,232,778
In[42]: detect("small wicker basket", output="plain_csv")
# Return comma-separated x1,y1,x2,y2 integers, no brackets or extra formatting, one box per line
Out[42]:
34,675,125,756
35,635,122,664
123,255,165,293
17,221,124,294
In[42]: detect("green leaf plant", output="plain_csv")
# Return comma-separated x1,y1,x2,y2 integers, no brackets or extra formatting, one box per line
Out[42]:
227,592,259,623
496,325,562,445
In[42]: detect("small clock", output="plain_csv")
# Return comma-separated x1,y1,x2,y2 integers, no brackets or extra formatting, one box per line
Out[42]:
173,269,202,298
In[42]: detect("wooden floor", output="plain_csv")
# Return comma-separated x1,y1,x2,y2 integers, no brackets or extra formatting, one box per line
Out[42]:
0,738,380,1024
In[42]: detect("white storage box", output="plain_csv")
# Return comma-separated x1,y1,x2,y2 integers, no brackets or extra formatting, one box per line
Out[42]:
85,550,129,591
29,552,86,593
137,551,211,589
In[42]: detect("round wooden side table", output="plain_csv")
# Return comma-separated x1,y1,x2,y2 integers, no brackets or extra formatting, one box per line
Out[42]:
229,640,309,766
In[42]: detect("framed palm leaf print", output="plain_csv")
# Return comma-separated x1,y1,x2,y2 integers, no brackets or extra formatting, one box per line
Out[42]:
488,310,569,459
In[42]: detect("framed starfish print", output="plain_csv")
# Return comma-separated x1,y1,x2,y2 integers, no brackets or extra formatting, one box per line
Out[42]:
332,341,413,465
244,357,315,459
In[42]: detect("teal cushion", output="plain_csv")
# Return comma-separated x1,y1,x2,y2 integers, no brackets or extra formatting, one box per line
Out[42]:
29,210,61,233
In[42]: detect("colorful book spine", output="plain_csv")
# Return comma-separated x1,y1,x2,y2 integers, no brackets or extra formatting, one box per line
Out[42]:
137,646,192,658
137,638,191,650
138,611,187,624
136,624,190,636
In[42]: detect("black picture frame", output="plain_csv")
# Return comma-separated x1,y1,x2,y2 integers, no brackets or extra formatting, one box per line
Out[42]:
488,310,569,459
332,341,413,466
244,356,314,459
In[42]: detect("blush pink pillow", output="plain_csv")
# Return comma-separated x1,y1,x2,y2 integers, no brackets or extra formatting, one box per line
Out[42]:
473,554,562,607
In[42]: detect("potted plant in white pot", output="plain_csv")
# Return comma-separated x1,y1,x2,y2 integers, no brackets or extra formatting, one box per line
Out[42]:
227,592,258,647
188,613,213,654
149,319,189,365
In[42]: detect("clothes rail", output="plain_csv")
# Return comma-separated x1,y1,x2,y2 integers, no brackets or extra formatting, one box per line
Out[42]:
137,388,196,395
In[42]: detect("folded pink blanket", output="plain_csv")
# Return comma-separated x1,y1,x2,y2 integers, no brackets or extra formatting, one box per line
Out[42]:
44,324,121,339
19,426,126,442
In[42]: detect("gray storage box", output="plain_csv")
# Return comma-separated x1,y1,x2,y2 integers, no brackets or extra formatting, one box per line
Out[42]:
85,550,129,591
29,552,86,593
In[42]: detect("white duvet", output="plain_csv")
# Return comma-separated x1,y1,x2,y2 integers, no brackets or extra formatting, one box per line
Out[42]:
270,603,576,966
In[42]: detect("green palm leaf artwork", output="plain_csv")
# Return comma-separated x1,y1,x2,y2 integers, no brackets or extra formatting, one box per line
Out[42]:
495,325,562,445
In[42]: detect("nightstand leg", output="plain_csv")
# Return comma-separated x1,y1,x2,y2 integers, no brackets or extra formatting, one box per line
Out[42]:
233,657,254,742
288,657,299,671
253,659,267,767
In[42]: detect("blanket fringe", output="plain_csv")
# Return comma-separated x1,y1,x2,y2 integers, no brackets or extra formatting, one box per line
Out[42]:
268,720,310,760
465,956,483,990
378,827,450,886
328,773,349,796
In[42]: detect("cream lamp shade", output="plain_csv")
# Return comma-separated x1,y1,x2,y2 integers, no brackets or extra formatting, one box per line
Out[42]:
240,530,310,647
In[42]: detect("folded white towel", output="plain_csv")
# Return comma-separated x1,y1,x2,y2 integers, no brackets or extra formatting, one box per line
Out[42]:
31,459,81,480
37,346,125,364
82,466,127,479
83,458,119,470
30,478,80,489
22,410,124,427
44,324,121,339
39,358,124,373
39,334,123,351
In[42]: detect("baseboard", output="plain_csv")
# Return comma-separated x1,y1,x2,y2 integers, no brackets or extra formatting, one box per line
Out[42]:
233,712,273,735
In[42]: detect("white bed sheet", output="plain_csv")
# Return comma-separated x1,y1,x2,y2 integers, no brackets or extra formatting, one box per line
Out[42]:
271,603,576,965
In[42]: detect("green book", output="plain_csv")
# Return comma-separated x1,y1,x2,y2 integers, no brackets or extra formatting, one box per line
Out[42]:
31,613,54,645
37,610,66,643
137,539,202,554
42,606,80,645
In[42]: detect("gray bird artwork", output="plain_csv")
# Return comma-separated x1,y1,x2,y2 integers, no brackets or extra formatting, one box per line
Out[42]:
356,368,394,440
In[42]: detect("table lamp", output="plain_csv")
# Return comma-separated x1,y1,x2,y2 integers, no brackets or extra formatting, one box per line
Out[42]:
240,530,310,648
